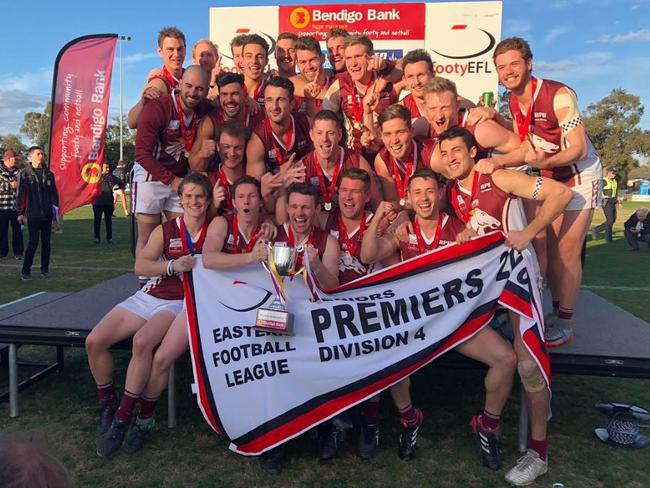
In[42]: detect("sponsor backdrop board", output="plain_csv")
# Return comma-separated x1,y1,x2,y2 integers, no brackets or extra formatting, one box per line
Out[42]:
209,1,501,103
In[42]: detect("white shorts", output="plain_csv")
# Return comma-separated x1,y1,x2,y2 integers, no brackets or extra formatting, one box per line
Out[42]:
565,165,602,212
116,290,183,321
132,162,183,215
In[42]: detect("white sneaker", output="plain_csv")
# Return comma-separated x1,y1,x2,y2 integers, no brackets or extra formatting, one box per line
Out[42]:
545,318,574,348
504,449,548,486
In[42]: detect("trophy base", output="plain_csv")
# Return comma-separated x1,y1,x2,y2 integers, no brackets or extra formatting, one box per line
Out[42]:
255,305,294,335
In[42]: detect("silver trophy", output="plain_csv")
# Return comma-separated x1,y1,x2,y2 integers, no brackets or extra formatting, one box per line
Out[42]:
255,243,304,334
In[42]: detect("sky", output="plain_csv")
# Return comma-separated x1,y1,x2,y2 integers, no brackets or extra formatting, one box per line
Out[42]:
2,0,650,140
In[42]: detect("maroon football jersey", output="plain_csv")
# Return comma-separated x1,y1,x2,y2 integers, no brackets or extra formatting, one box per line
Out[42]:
302,147,362,212
251,113,313,174
135,92,213,185
398,213,466,260
447,173,527,234
508,77,599,185
378,138,435,198
244,75,271,108
324,209,374,284
208,105,265,133
143,217,207,300
330,74,397,151
221,214,261,254
273,223,329,270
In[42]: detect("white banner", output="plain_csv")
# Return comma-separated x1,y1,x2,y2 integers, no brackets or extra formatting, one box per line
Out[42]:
209,2,502,102
185,232,549,455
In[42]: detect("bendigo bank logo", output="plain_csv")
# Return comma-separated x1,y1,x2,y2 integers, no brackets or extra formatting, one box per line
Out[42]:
430,24,496,59
289,7,311,29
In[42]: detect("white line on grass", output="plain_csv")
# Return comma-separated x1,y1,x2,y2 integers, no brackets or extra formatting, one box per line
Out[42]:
583,285,650,291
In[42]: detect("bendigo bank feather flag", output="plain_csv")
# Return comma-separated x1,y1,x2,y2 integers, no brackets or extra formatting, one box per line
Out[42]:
49,34,118,215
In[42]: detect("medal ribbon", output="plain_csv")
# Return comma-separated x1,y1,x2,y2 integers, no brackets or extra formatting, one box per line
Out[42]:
244,76,266,102
313,149,343,210
338,210,366,258
392,142,417,202
413,215,443,253
266,116,295,166
512,77,538,142
450,171,479,224
218,169,233,211
180,217,209,256
350,76,375,122
162,66,180,89
232,214,260,253
175,93,197,152
287,224,314,270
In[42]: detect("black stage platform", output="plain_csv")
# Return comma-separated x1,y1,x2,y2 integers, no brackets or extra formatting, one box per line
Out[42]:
1,276,649,443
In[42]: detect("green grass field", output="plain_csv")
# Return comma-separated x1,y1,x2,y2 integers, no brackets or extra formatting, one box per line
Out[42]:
1,203,649,487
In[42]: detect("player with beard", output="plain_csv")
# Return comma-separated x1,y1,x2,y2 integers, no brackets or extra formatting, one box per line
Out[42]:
291,36,335,115
121,176,275,456
128,27,186,129
322,35,399,156
229,34,248,74
190,73,263,172
360,168,519,466
261,182,339,474
89,173,212,458
439,126,571,486
247,77,312,177
275,32,298,78
191,39,220,100
424,77,522,171
374,105,434,210
133,66,212,260
242,34,272,108
493,37,603,354
247,77,313,212
302,110,381,215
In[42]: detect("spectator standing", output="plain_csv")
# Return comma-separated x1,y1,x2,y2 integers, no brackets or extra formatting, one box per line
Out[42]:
112,160,130,216
592,168,618,242
0,150,24,259
94,163,124,244
16,146,59,280
624,207,649,251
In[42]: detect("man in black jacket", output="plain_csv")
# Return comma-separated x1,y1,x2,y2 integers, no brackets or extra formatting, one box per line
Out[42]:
0,150,24,259
624,207,649,251
93,163,124,244
16,146,59,280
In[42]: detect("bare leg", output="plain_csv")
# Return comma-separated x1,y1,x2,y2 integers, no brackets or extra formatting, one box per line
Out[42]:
547,209,593,310
455,327,517,415
389,378,411,411
523,199,547,279
136,215,160,257
123,311,176,395
513,324,549,441
119,191,129,215
143,311,189,399
85,307,147,385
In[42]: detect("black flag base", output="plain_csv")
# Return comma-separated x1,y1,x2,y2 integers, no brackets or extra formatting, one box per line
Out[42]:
594,402,650,448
